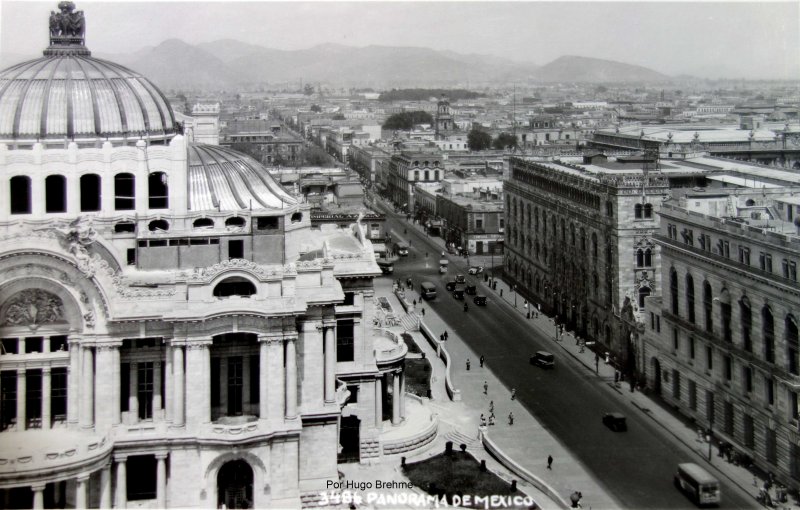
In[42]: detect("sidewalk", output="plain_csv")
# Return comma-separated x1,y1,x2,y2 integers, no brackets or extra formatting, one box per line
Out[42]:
391,279,620,510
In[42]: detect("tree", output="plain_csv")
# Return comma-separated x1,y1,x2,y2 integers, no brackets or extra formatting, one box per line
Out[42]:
467,129,492,151
382,111,434,130
301,146,334,167
303,84,315,96
310,104,322,113
332,113,346,120
493,132,518,150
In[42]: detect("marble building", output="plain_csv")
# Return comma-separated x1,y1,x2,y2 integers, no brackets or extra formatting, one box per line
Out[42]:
0,4,408,508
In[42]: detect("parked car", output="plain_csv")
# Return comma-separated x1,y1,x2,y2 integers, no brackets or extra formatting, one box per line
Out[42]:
473,295,487,306
452,284,465,300
530,351,555,369
602,412,627,432
468,266,484,275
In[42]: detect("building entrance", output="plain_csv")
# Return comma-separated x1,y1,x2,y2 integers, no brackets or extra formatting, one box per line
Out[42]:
338,416,361,463
217,460,254,509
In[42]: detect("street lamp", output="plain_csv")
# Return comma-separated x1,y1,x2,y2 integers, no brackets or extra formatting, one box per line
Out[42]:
513,284,517,307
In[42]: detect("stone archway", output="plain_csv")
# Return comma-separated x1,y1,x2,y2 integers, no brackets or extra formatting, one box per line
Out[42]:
651,358,662,395
217,460,254,509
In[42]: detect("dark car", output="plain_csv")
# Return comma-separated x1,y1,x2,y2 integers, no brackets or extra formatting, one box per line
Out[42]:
465,284,477,295
473,295,487,306
455,274,466,284
452,284,465,300
530,351,555,369
602,413,627,432
445,280,457,291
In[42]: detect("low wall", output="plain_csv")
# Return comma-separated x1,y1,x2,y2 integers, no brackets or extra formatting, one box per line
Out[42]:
419,322,461,402
481,431,570,510
382,413,439,456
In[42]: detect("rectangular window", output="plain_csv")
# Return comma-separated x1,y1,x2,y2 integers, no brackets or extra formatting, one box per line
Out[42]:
744,366,753,393
256,217,279,230
767,377,775,406
51,367,68,424
689,337,695,359
760,252,773,272
249,355,259,405
127,248,136,266
792,443,800,481
689,380,697,411
656,316,661,332
722,241,730,258
739,247,750,265
724,401,734,435
706,391,715,425
672,369,681,400
791,390,800,421
137,362,154,420
26,369,42,429
706,346,713,371
724,356,732,381
766,428,777,465
744,414,755,448
673,329,679,352
336,319,355,362
228,240,244,260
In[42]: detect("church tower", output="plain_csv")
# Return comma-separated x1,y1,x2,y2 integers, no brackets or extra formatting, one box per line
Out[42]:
435,94,453,139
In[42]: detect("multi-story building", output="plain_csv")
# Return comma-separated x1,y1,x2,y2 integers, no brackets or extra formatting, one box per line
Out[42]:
437,190,505,256
643,190,800,486
349,145,392,186
504,154,678,374
220,119,304,165
0,8,413,509
386,149,444,212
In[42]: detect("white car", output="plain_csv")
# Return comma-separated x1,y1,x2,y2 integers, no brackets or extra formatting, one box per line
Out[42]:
468,266,484,275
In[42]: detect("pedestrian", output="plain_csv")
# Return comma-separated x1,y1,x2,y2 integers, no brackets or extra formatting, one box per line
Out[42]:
489,400,494,413
444,330,449,341
511,388,516,400
413,299,417,306
508,412,514,426
466,358,471,371
547,455,553,470
440,333,444,342
488,413,495,426
480,414,486,427
421,308,425,316
483,381,488,395
479,355,485,367
594,354,599,374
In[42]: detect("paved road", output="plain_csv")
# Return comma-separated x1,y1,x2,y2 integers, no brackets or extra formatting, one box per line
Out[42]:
380,207,756,509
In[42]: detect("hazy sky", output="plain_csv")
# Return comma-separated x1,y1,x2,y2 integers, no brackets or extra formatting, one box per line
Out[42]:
1,0,798,80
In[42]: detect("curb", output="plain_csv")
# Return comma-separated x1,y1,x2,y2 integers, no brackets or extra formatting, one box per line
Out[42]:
481,430,571,510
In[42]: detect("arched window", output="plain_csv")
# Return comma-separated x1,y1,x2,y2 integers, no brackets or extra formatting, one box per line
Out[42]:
703,281,713,332
148,219,169,232
719,289,732,342
593,272,599,295
670,269,679,315
787,315,799,375
9,176,31,214
560,218,566,241
414,170,420,181
636,249,644,267
225,217,246,228
45,175,67,213
591,233,598,259
638,286,651,309
424,170,430,180
740,297,752,352
580,228,586,251
80,174,101,212
423,161,429,166
634,204,643,219
213,277,257,297
413,161,419,167
763,306,775,363
291,212,303,223
114,173,135,210
535,241,540,261
644,204,653,218
570,224,576,246
193,217,214,229
148,172,169,209
745,199,755,206
685,274,695,323
434,170,440,180
606,200,613,217
644,248,652,267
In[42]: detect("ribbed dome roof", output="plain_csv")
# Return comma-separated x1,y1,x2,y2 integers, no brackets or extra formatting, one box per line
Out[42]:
188,144,298,211
0,3,178,143
0,56,179,143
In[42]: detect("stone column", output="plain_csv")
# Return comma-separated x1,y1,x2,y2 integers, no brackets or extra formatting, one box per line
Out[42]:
76,474,88,509
16,368,26,431
112,346,121,426
153,361,163,416
186,339,211,426
258,337,269,420
156,453,167,508
400,370,406,419
100,464,112,509
172,346,185,427
42,368,51,430
95,346,115,429
115,456,127,509
128,362,138,424
164,345,173,423
242,356,250,411
374,377,382,429
284,335,298,420
80,346,94,428
31,484,45,510
219,355,228,415
392,371,401,425
266,334,284,422
67,338,81,425
324,322,336,403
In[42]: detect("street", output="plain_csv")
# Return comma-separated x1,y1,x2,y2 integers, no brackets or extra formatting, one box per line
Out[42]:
379,203,757,509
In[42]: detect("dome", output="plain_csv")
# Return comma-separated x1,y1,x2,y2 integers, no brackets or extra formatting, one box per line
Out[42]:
188,144,298,211
0,4,178,143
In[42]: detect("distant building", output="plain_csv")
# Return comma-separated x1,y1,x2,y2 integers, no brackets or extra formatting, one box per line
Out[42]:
386,150,444,212
437,188,505,256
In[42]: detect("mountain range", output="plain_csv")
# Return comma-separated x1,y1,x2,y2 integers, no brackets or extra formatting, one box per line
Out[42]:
2,39,672,91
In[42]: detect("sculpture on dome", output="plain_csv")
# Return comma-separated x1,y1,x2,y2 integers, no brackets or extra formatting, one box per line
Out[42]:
49,1,85,39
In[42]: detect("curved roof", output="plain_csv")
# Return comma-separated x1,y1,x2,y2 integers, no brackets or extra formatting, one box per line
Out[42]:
187,144,297,212
0,55,178,142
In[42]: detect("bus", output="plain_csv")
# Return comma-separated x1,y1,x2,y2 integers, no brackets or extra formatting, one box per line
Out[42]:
674,463,720,506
